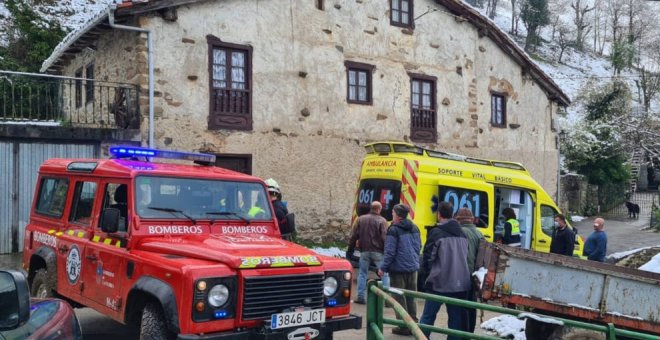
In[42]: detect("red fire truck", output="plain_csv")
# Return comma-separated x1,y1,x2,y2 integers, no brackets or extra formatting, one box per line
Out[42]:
22,146,361,339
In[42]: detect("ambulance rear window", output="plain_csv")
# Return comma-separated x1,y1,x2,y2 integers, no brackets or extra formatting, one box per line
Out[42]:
356,179,401,221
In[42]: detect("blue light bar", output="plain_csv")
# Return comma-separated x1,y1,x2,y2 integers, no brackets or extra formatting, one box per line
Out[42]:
109,146,216,164
326,299,337,306
213,310,229,319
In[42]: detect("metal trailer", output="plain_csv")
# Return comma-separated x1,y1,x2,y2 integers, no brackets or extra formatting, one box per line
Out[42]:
477,242,660,336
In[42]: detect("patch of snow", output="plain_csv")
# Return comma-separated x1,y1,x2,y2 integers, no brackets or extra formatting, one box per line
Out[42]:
638,253,660,274
570,215,586,222
311,247,344,258
472,267,488,290
607,246,654,260
542,297,553,302
518,313,563,326
0,120,60,126
480,314,526,340
607,311,644,321
567,303,599,311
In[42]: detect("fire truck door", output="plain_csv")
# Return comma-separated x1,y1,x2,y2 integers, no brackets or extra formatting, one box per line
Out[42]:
82,182,127,312
58,180,98,298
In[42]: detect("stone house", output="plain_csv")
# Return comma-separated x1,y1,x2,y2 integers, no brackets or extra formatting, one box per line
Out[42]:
42,0,570,242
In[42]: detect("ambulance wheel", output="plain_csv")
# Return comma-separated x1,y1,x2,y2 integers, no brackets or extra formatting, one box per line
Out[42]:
31,269,54,298
140,301,176,340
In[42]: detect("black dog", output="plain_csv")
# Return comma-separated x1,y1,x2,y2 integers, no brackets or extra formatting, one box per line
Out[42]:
625,201,640,219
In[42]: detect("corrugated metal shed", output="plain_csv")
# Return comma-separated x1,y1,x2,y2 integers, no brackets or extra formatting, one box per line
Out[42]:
0,141,97,253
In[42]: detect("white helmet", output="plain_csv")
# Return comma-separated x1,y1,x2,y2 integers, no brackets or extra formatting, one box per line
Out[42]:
264,178,280,194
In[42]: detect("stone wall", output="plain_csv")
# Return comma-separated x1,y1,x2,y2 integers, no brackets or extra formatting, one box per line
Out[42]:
560,174,599,216
58,0,564,242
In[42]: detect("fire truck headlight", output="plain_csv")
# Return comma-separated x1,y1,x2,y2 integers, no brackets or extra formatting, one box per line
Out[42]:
323,277,338,297
208,284,229,307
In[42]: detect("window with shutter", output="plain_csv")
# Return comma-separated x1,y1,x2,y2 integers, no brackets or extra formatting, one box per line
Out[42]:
409,74,437,142
207,35,253,130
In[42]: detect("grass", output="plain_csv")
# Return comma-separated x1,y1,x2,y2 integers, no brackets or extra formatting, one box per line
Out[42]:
294,237,347,250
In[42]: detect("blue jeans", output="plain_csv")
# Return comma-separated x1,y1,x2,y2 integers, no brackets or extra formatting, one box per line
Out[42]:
419,290,470,339
357,251,384,300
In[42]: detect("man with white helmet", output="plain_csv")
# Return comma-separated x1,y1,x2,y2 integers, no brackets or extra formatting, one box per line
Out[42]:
265,178,293,239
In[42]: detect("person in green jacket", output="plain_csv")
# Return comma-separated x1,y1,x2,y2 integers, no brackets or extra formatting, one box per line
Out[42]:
455,208,485,333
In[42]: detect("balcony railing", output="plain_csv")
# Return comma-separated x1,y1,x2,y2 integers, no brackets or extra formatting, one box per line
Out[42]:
0,70,140,129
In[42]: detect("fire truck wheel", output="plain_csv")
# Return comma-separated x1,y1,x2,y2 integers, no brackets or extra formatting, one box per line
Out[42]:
31,269,54,298
140,301,176,340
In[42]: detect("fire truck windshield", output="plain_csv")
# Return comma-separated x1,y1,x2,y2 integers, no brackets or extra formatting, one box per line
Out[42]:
135,176,272,221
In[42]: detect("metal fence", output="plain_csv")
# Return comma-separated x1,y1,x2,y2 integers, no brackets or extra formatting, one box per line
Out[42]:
0,70,139,128
366,281,658,340
601,191,658,221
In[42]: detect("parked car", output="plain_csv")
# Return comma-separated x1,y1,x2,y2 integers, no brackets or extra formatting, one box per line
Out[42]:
0,269,82,340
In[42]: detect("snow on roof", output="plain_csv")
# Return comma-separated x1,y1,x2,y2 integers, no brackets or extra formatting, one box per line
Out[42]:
436,0,570,106
40,6,113,73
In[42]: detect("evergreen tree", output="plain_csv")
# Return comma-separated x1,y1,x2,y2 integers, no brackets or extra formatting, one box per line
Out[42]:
562,80,632,186
520,0,550,52
0,0,66,72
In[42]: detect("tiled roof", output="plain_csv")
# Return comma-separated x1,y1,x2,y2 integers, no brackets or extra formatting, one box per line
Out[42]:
41,0,570,105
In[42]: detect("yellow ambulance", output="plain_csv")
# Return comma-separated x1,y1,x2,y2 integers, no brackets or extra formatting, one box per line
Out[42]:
352,141,583,255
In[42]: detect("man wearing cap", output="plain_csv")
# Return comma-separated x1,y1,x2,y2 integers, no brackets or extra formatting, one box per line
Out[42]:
348,201,388,304
455,207,485,334
378,204,421,335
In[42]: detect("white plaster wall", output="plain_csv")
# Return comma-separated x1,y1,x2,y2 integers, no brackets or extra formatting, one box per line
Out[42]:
65,0,562,240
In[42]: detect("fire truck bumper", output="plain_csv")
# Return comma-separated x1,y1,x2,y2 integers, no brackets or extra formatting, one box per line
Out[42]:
177,314,362,340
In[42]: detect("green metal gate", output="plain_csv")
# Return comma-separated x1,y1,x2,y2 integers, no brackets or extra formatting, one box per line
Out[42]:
366,281,658,340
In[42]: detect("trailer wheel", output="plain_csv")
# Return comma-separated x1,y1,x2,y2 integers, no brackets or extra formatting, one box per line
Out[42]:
140,301,176,340
30,269,54,298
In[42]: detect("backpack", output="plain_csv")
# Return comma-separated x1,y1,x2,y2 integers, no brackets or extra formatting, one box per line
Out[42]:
281,213,296,235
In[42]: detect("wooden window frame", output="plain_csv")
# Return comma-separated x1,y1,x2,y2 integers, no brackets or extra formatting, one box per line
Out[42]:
315,0,324,10
344,61,374,105
490,92,507,128
390,0,414,29
207,34,253,131
409,73,437,143
85,63,94,104
75,68,83,108
214,153,253,175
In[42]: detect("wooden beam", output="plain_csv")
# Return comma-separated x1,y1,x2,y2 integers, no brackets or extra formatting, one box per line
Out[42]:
118,0,202,15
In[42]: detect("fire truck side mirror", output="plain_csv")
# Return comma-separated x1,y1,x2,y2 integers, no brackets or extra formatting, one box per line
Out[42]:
100,208,121,234
0,270,30,331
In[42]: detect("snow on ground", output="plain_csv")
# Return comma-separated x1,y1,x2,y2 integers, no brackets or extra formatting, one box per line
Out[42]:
480,315,526,340
570,215,586,222
608,246,655,260
311,246,344,258
638,253,660,274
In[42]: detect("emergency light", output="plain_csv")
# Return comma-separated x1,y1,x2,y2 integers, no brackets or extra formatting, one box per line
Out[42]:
213,310,229,319
109,146,216,165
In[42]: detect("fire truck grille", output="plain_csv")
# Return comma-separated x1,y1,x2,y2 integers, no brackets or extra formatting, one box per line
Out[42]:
242,273,324,320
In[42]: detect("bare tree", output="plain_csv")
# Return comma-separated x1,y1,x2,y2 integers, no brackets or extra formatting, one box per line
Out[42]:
511,0,520,35
571,0,594,51
637,67,660,112
607,0,625,44
486,0,499,19
557,24,574,63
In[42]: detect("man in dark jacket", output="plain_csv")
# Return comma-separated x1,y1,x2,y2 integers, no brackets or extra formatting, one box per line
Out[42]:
550,214,576,256
455,208,485,333
348,201,388,304
419,202,471,339
583,217,607,262
377,204,421,335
